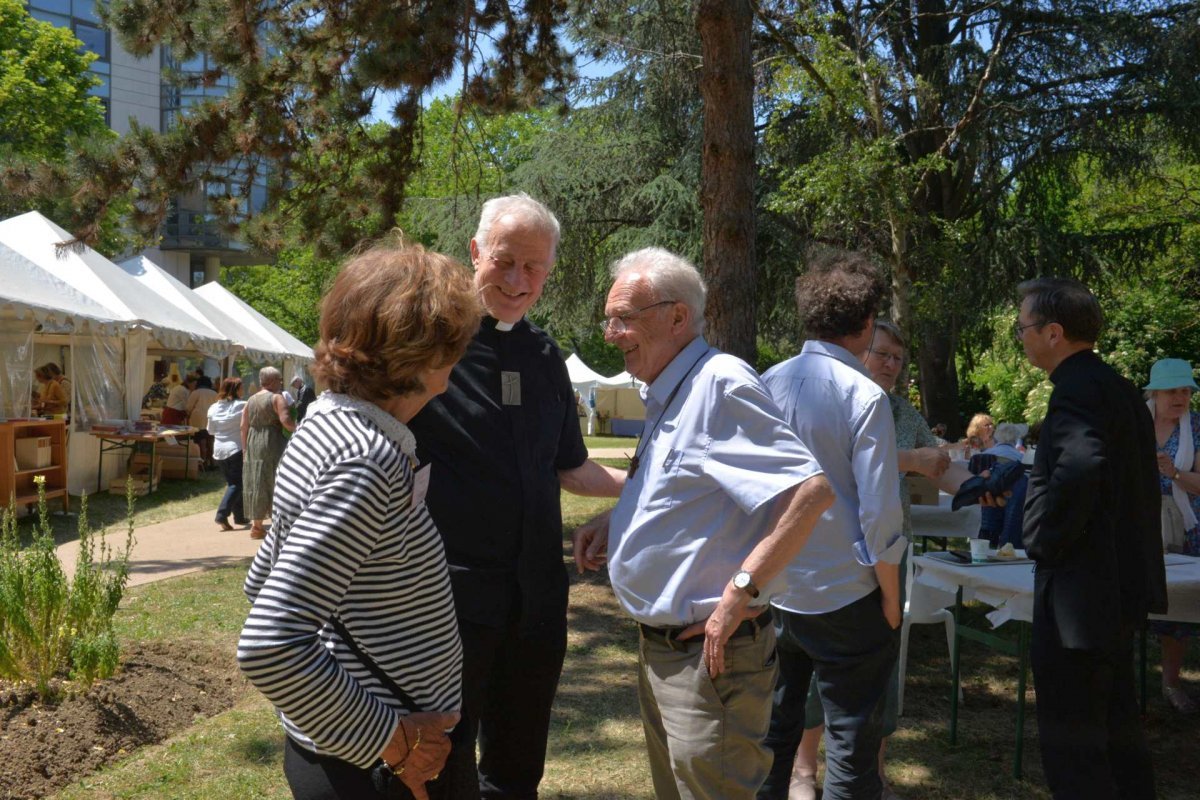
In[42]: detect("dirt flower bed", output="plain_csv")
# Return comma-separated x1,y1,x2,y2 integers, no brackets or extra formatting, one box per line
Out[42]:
0,639,247,800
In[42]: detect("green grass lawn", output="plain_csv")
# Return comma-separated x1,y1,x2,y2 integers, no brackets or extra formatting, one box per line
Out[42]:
45,479,1200,800
10,470,228,546
583,434,637,450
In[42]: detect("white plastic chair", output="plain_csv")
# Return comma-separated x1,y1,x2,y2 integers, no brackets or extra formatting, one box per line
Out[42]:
898,540,962,715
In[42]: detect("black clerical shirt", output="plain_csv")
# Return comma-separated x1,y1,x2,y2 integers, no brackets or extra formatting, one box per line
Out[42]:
410,317,588,632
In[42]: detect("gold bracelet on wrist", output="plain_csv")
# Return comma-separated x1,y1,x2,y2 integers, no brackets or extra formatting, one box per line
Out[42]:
384,718,421,772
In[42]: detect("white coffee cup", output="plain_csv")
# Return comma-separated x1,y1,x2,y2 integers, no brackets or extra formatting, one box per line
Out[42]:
968,538,990,563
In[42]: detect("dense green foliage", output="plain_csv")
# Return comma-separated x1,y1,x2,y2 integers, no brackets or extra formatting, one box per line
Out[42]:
0,0,133,253
0,0,107,160
756,0,1200,431
221,248,338,348
0,480,134,698
7,0,1200,412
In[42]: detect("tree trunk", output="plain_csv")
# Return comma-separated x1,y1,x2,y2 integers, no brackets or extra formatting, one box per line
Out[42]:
696,0,756,363
886,210,913,339
916,322,962,438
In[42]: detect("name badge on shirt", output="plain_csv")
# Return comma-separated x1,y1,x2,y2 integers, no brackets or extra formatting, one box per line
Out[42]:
412,464,431,505
501,371,522,406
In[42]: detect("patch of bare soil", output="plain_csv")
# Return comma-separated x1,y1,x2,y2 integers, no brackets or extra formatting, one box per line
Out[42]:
0,639,247,800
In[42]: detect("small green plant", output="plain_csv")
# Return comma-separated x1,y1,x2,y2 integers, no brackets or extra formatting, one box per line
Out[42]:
0,476,135,697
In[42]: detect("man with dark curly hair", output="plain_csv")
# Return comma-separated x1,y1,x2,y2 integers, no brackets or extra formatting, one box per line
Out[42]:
758,250,906,800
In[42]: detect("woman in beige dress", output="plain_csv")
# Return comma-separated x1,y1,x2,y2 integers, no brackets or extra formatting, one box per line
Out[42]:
241,366,295,539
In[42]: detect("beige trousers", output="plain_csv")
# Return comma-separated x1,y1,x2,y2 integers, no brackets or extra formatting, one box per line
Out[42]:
637,625,778,800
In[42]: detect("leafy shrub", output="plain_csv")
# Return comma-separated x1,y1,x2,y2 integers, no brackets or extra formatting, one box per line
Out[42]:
0,477,135,697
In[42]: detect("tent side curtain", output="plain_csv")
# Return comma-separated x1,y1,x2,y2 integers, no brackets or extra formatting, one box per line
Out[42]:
71,333,125,432
0,318,35,418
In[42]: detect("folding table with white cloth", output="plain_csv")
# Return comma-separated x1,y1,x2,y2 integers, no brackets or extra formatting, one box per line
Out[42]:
910,551,1200,780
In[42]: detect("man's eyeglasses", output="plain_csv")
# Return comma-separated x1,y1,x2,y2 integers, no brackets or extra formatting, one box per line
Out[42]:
601,300,677,335
868,349,904,366
1013,319,1045,341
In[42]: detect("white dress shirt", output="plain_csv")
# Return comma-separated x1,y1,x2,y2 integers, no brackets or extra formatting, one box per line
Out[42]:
762,339,906,615
607,337,825,627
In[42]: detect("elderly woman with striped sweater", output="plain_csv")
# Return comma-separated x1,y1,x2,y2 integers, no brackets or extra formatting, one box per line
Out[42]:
238,240,482,800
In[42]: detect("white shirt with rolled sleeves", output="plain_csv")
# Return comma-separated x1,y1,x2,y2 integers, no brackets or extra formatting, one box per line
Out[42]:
606,336,825,627
762,339,906,615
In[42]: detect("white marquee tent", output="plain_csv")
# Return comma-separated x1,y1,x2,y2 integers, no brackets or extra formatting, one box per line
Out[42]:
194,282,314,380
0,211,252,493
118,255,304,366
0,211,314,494
0,212,233,357
564,353,644,435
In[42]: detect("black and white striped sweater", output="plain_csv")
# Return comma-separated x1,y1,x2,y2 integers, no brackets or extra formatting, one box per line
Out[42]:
238,392,462,767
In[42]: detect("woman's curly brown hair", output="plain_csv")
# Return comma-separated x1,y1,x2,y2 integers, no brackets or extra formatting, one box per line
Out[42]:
311,240,482,402
794,250,886,340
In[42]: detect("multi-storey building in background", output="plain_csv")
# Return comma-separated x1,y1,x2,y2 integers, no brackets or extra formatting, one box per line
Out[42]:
26,0,268,286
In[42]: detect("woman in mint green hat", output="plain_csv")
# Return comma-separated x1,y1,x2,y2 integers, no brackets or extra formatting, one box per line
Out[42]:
1145,357,1200,713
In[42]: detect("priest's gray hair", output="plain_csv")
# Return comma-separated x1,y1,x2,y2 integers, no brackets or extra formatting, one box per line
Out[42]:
474,193,561,254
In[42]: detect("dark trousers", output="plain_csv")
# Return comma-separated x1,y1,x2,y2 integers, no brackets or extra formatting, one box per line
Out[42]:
759,589,899,800
284,735,455,800
1031,611,1156,799
439,613,567,800
215,454,246,524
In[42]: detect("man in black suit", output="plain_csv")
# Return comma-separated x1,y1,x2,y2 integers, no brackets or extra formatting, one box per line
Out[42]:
289,375,317,422
1016,277,1167,800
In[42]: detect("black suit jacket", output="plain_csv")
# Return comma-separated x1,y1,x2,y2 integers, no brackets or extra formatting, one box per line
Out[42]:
1022,349,1167,651
294,385,317,422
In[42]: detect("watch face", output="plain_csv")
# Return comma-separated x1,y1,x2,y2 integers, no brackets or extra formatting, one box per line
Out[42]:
733,570,759,597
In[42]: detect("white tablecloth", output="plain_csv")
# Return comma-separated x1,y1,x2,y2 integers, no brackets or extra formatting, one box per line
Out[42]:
912,554,1200,628
909,493,981,540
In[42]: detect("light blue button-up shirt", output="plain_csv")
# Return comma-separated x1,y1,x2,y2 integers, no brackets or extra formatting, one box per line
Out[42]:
762,340,906,615
607,337,824,627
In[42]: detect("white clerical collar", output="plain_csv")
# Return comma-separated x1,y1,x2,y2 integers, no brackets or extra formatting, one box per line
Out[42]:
495,319,515,332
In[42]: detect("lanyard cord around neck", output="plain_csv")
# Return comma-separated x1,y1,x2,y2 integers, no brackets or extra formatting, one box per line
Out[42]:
628,347,712,479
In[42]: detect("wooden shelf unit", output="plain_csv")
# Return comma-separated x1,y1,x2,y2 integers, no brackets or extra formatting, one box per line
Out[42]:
0,419,70,513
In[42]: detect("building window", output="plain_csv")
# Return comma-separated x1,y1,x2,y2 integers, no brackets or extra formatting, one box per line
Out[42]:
161,49,230,130
29,0,71,15
28,0,111,121
72,0,100,24
73,22,107,60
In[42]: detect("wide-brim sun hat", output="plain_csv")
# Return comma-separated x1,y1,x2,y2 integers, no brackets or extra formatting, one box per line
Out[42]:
1144,358,1200,391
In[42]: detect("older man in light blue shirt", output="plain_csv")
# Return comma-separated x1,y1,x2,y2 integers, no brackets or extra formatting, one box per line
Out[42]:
574,247,834,800
758,252,905,800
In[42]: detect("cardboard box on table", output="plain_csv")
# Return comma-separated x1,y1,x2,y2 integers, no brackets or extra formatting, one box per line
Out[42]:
907,474,940,506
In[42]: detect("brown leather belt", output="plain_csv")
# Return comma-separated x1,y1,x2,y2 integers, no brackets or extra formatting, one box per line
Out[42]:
638,609,773,651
